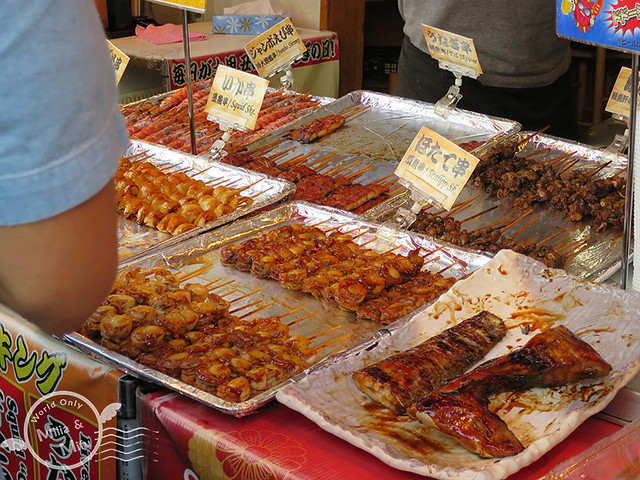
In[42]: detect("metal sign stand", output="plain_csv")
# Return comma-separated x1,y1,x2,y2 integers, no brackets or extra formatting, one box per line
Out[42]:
181,11,197,155
625,55,638,290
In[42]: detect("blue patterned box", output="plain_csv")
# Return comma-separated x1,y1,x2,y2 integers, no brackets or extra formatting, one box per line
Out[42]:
211,15,290,35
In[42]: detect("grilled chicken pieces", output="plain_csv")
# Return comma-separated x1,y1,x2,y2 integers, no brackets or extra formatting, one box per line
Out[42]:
407,325,612,458
352,311,507,414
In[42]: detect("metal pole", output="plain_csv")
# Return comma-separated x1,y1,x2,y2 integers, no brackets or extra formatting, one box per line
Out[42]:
621,54,638,289
182,10,197,155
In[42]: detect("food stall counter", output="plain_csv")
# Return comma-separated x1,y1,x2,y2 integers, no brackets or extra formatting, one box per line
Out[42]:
139,390,623,480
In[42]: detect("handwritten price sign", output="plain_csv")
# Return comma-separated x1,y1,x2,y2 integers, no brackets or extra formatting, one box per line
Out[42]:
106,40,129,85
421,25,482,77
605,66,639,118
245,18,307,78
205,64,268,130
395,127,479,209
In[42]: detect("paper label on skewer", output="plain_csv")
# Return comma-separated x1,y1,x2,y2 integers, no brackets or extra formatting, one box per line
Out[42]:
605,66,638,118
106,40,129,85
421,25,482,77
144,0,205,13
244,18,307,78
395,127,479,210
205,65,269,130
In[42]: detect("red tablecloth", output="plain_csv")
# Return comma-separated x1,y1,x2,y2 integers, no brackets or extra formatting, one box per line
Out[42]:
140,390,621,480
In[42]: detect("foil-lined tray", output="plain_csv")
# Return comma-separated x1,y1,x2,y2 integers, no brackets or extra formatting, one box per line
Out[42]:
65,201,490,417
123,88,332,155
203,90,521,216
365,132,628,282
242,90,521,164
277,249,640,480
117,141,295,262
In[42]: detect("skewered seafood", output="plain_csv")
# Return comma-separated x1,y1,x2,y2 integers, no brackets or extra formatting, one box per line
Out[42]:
410,211,565,269
80,266,320,403
218,149,392,213
352,311,506,414
285,114,346,143
221,224,457,324
473,137,626,232
407,325,612,458
122,80,321,154
115,157,253,235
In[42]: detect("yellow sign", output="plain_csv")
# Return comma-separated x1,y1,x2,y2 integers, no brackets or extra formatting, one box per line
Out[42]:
205,64,269,130
106,40,129,85
421,25,482,76
244,18,307,78
144,0,206,14
395,127,479,210
605,66,637,118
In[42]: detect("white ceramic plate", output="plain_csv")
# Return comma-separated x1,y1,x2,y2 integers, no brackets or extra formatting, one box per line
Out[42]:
277,250,640,480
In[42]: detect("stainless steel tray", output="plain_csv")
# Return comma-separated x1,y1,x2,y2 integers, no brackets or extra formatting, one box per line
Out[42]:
117,141,295,262
365,132,627,282
243,90,521,163
65,201,491,417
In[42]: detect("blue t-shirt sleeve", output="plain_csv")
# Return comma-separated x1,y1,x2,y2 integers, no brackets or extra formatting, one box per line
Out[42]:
0,0,129,226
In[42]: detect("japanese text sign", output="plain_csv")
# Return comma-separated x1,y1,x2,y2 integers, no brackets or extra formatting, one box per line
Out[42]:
395,127,479,209
244,18,307,78
421,25,482,76
106,40,129,85
606,66,639,117
0,307,122,480
144,0,206,14
205,64,268,130
557,0,640,54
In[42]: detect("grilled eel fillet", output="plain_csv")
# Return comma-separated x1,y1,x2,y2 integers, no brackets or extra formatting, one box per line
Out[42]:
352,311,507,414
407,325,612,458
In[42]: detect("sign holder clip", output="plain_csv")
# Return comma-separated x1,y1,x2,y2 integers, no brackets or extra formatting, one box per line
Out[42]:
376,180,431,246
435,73,463,117
602,113,630,163
206,119,246,161
278,66,295,90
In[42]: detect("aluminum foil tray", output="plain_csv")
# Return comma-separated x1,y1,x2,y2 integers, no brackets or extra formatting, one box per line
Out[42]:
65,201,490,417
243,90,521,164
117,141,295,262
202,90,520,216
122,88,332,155
277,249,640,480
365,132,628,282
223,138,408,212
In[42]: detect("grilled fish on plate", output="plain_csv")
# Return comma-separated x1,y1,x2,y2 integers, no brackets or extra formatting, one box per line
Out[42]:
352,310,507,414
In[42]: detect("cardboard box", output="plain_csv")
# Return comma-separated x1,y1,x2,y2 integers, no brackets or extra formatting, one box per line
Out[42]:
211,14,290,35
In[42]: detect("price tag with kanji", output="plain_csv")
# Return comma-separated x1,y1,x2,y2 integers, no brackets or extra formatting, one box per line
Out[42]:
144,0,205,13
605,66,638,118
395,127,479,209
421,25,482,77
205,65,269,130
106,40,129,85
245,18,307,78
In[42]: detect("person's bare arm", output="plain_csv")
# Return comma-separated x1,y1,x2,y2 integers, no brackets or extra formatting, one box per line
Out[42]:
0,180,119,335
